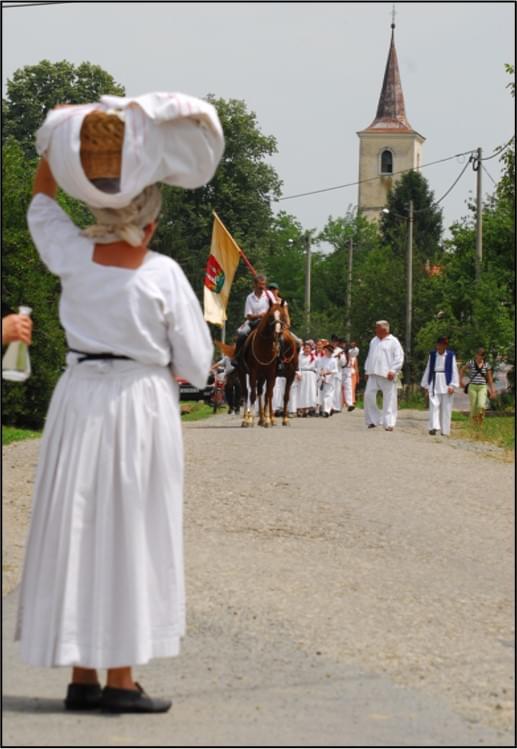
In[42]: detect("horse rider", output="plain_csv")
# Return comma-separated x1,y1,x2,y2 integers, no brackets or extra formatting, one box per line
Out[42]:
232,274,276,371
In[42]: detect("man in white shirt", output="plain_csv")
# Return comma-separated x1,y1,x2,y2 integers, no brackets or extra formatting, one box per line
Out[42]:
420,336,460,436
363,320,404,431
232,274,275,369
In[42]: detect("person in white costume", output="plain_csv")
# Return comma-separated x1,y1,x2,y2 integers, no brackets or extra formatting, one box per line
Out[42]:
16,126,218,713
232,275,276,369
330,337,344,413
363,320,404,431
344,342,360,411
316,343,338,417
297,342,318,416
420,336,460,436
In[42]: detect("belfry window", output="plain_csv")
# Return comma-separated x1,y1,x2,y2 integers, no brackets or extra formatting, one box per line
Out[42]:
380,149,393,174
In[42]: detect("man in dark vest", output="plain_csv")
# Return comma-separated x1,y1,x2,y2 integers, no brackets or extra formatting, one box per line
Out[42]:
420,336,460,436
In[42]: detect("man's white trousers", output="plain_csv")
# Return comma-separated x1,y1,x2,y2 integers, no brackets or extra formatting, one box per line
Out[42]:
364,374,398,428
428,391,454,435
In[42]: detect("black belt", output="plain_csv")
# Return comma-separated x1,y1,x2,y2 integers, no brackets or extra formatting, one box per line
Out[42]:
68,348,133,363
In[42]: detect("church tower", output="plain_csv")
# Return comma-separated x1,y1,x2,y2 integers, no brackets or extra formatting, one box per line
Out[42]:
357,18,425,221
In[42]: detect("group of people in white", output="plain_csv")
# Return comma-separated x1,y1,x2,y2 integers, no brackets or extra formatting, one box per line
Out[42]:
220,278,464,438
272,336,360,417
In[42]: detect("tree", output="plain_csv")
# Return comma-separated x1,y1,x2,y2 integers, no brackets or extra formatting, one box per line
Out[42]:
2,60,125,156
380,170,443,263
2,138,67,428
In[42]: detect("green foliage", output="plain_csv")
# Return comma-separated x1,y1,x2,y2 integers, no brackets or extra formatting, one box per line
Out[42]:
180,401,214,422
452,414,514,451
2,139,67,429
380,170,443,263
2,426,41,445
2,60,125,157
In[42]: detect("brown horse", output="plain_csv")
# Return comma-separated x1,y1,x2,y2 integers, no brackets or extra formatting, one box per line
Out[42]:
239,303,298,427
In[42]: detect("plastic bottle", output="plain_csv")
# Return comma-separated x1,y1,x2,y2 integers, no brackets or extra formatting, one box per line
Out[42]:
2,306,32,382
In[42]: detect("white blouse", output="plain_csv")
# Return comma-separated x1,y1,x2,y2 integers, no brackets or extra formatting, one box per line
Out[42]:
27,194,213,388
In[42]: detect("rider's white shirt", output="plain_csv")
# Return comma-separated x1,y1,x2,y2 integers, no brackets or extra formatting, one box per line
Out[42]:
244,290,275,318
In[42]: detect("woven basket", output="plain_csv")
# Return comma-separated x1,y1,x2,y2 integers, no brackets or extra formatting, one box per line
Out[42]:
80,111,125,180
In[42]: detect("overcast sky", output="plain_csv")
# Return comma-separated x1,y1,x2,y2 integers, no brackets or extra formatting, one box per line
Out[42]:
2,2,515,243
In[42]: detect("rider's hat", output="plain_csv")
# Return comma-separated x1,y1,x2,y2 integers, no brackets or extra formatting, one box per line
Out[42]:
267,282,279,290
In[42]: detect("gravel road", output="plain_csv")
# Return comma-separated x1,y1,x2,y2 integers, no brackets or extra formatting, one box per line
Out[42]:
2,408,514,747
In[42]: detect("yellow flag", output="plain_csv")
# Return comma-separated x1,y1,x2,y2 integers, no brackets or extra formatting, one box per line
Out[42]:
203,213,242,326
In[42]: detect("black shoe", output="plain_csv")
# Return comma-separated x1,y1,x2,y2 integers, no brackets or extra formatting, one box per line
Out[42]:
64,682,102,711
347,406,355,412
367,424,376,428
428,429,437,435
100,682,172,714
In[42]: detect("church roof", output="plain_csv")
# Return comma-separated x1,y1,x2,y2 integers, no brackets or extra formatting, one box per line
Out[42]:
362,23,413,132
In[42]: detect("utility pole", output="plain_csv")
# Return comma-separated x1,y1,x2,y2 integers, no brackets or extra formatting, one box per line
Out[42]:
405,200,414,386
475,146,483,280
304,232,312,337
345,238,353,340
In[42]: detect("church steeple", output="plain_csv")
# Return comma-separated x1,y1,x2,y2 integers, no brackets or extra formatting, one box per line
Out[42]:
367,20,412,131
356,12,426,222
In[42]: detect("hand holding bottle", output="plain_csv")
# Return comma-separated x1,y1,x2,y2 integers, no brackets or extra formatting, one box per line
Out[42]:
2,307,32,382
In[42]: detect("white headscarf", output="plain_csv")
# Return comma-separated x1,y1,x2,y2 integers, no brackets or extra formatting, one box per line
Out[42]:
81,184,162,246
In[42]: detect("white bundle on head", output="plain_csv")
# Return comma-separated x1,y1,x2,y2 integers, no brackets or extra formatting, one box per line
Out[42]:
81,184,162,246
36,92,225,209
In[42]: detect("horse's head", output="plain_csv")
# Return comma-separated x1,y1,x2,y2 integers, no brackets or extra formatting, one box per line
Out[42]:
260,303,288,337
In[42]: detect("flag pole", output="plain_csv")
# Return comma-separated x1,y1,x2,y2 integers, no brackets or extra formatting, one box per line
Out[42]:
212,211,257,277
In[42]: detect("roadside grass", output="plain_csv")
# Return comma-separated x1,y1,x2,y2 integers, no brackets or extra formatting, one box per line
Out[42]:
180,400,214,422
2,426,42,445
451,412,515,451
355,391,427,411
3,401,214,444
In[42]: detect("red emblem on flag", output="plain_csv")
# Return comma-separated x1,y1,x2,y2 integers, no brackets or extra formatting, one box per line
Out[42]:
204,254,225,293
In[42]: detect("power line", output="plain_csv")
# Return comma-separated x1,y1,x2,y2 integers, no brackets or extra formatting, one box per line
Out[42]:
479,136,514,161
369,156,474,220
481,163,497,186
2,2,70,7
277,136,514,203
277,150,475,202
428,155,474,209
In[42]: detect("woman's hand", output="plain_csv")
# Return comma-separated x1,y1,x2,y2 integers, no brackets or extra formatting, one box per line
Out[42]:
2,313,32,346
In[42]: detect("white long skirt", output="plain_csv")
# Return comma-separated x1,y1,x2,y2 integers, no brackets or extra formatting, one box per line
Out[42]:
272,376,297,412
298,370,317,408
15,359,185,668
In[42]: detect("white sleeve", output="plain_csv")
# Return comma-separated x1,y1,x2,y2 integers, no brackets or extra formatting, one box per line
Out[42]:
244,294,253,317
27,193,90,276
165,261,213,388
421,357,431,388
451,355,460,388
390,339,405,373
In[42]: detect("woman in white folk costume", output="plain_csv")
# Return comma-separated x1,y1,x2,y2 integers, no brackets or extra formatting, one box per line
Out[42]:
342,343,360,412
313,339,326,415
331,338,345,413
420,336,460,436
345,342,360,411
16,94,224,714
341,345,353,411
297,341,318,416
316,343,338,417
